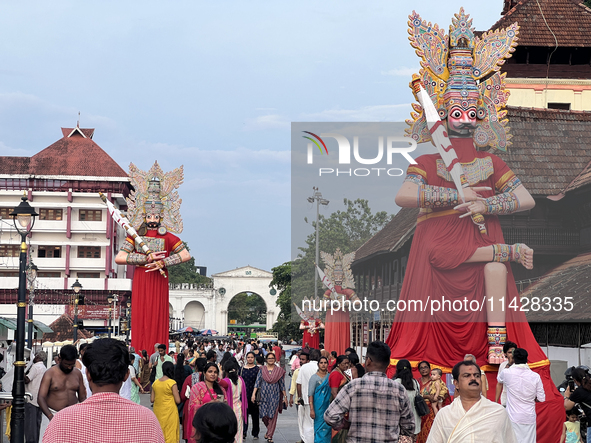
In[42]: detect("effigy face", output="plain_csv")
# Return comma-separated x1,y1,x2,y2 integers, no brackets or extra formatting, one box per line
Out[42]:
405,8,519,150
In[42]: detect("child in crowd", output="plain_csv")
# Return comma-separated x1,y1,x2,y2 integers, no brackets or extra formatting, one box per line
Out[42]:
429,368,448,415
560,410,582,443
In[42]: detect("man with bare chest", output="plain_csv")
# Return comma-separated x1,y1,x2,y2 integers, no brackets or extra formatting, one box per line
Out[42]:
37,345,86,442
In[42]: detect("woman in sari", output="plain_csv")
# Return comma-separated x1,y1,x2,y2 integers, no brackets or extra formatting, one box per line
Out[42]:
188,362,228,443
309,356,331,443
223,359,247,443
139,349,151,392
251,352,286,443
180,358,207,442
151,361,181,443
416,361,434,443
328,355,350,400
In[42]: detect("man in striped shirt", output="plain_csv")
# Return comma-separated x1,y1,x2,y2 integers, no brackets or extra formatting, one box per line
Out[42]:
324,341,414,442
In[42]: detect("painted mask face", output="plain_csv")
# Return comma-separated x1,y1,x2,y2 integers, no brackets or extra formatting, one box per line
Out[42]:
447,106,477,138
146,214,161,229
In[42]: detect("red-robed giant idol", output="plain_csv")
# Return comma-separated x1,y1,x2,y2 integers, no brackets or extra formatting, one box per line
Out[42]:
385,8,563,442
115,162,190,354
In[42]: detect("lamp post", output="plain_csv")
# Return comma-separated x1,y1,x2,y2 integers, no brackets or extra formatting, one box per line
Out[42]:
72,279,83,342
126,301,131,344
307,187,329,298
107,294,114,338
10,195,38,443
26,262,38,349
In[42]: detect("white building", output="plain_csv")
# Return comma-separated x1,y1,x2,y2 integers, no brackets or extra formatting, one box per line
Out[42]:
0,125,132,333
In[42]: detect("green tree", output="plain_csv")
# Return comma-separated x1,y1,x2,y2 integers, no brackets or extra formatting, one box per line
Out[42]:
167,242,212,285
269,262,301,341
271,198,392,339
586,0,591,8
227,292,267,325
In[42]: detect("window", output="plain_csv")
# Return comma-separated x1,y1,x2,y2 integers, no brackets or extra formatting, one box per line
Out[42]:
79,210,102,221
0,271,19,277
38,246,61,258
38,271,61,278
78,246,101,258
548,103,571,110
77,272,100,278
0,208,11,219
0,245,20,257
39,209,63,221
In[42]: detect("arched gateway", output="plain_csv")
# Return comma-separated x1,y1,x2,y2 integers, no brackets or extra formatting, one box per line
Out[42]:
168,265,277,335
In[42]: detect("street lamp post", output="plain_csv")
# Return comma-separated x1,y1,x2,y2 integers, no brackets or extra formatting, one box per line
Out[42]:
26,262,38,349
126,301,131,344
72,279,83,342
107,294,114,338
10,195,38,443
307,187,329,298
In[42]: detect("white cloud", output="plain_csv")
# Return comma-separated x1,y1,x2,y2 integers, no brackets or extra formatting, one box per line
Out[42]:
300,104,411,122
243,114,290,131
381,67,417,76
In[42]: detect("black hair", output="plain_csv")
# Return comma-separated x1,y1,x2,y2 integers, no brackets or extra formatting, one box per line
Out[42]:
566,409,579,417
366,341,390,367
223,359,239,386
195,357,207,374
255,355,265,365
332,355,349,372
503,341,518,354
331,351,337,358
142,350,148,359
432,368,443,377
203,362,224,396
157,343,167,351
206,350,217,361
347,353,359,366
79,343,89,353
162,361,175,380
572,367,591,392
309,349,321,362
192,402,237,443
60,344,78,361
393,359,415,391
82,338,130,386
451,360,481,381
129,353,135,362
246,351,255,360
220,352,233,368
318,356,329,366
418,361,431,370
344,347,355,354
175,353,186,388
513,348,528,365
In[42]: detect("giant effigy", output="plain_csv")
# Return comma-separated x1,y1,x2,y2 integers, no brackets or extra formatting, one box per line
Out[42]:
385,8,563,441
114,161,191,354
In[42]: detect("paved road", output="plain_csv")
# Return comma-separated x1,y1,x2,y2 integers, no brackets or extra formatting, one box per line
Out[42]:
141,372,301,443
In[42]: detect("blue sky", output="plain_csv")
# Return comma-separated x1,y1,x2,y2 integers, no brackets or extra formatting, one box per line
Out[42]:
0,1,505,274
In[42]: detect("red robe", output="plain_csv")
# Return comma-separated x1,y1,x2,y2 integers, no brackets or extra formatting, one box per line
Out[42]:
127,230,182,354
324,286,355,354
385,139,563,442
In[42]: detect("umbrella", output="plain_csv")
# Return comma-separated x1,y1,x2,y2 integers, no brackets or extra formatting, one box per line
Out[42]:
199,329,218,336
176,326,194,333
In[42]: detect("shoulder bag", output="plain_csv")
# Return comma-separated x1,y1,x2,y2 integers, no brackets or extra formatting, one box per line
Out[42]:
413,379,430,417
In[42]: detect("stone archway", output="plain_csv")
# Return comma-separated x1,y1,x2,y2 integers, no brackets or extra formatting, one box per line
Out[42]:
184,300,206,330
212,266,277,335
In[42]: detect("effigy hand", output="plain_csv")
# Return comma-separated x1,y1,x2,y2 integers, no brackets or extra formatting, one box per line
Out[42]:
462,186,492,202
147,251,167,263
145,260,165,272
456,200,487,219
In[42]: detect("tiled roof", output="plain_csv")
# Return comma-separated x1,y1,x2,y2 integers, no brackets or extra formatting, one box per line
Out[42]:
495,106,591,196
523,252,591,322
42,313,93,342
354,208,419,263
489,0,591,47
0,127,127,178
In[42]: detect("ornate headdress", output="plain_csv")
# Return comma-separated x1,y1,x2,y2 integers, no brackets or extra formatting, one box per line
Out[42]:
405,8,519,151
320,248,355,289
126,161,184,233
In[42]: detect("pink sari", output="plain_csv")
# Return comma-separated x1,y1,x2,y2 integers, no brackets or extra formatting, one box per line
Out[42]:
188,381,226,443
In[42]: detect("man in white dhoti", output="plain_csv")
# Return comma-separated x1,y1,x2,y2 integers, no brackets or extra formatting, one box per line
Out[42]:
497,348,544,443
427,360,517,443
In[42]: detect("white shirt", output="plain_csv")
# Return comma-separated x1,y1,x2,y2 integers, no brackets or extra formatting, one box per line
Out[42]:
497,364,545,424
119,365,134,400
296,361,318,405
497,360,509,406
25,361,47,407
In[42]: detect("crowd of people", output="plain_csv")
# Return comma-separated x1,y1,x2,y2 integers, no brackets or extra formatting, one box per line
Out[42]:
12,335,585,443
